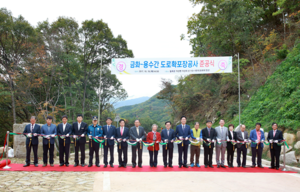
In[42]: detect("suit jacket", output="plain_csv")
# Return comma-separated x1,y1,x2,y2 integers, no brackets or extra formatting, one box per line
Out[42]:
175,124,191,145
23,124,41,145
267,129,283,150
57,123,72,144
236,130,248,148
72,122,88,144
115,127,130,147
227,130,237,149
130,126,146,141
41,124,57,145
161,128,176,148
103,125,116,146
215,126,229,147
201,127,217,147
147,131,161,151
250,129,265,148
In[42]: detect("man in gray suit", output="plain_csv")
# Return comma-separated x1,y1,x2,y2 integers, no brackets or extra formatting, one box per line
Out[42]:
215,119,228,168
130,119,146,168
236,124,249,167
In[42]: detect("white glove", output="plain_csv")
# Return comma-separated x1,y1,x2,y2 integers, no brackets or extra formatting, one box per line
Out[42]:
47,136,50,139
227,139,230,142
156,141,159,143
237,141,240,143
255,140,258,143
117,138,121,142
212,139,215,142
231,140,235,142
27,133,32,137
110,136,114,140
217,139,221,142
179,136,183,140
33,133,37,136
95,136,98,139
51,134,55,138
171,140,174,143
89,135,92,139
244,139,247,142
269,140,273,143
123,139,126,142
274,140,278,143
185,137,188,140
66,134,69,137
73,135,77,139
81,134,85,137
138,138,142,143
207,138,211,141
196,138,200,141
261,139,264,142
200,138,203,142
164,139,168,143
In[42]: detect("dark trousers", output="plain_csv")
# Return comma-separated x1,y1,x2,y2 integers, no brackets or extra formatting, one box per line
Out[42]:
104,144,114,165
270,148,281,168
89,139,100,165
149,150,158,166
162,145,173,166
237,145,247,166
117,144,128,166
74,142,85,164
132,142,143,166
190,145,200,164
59,139,70,165
227,145,235,166
203,145,213,166
25,144,38,164
251,146,263,166
178,143,189,166
43,144,54,164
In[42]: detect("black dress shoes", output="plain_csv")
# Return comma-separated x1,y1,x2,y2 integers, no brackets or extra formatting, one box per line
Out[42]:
205,165,208,168
221,165,226,168
242,165,246,168
74,163,78,167
183,165,189,168
88,164,92,167
179,165,182,168
96,164,100,167
251,165,255,168
237,165,240,167
217,165,220,168
138,165,142,168
209,165,214,168
164,165,167,168
258,165,264,168
34,164,38,167
132,165,136,168
104,164,107,168
110,164,114,168
50,164,54,167
65,164,69,167
59,163,64,166
169,165,173,168
124,165,127,168
276,167,279,170
269,167,275,169
23,164,30,167
43,164,47,167
81,164,86,167
118,165,122,168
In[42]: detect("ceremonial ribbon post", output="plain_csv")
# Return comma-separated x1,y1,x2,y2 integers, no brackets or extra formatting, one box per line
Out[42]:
282,139,287,171
3,131,11,169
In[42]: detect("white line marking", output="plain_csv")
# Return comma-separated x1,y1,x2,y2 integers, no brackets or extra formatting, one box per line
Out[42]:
103,172,111,191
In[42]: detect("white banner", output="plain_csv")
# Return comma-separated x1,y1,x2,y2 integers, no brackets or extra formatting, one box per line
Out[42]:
111,57,232,75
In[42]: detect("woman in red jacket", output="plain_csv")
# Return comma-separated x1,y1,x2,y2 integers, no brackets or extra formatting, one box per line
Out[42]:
147,124,161,167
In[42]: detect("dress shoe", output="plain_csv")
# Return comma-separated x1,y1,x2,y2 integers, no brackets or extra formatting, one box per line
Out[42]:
118,165,122,168
231,165,234,168
190,163,194,167
169,165,173,168
251,165,255,168
183,165,189,168
65,164,69,167
59,163,64,166
50,164,54,167
88,164,92,167
23,164,30,167
164,165,167,168
217,165,220,168
104,164,107,168
237,165,240,167
110,164,114,168
154,165,157,167
228,165,231,168
96,164,100,167
196,164,200,168
43,164,47,167
242,165,246,168
258,165,264,168
81,164,86,167
221,165,226,168
179,165,182,168
74,163,78,167
132,165,136,168
205,165,208,168
138,165,142,168
209,165,214,168
276,167,279,170
124,165,127,168
34,164,38,167
269,167,275,169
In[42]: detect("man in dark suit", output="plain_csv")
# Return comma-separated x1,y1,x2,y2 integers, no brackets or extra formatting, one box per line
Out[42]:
41,116,57,167
72,114,88,167
103,117,116,167
201,120,217,168
115,119,130,167
161,121,176,168
57,115,72,167
23,116,41,167
130,119,146,168
227,124,237,168
267,123,283,170
175,116,191,168
236,124,249,168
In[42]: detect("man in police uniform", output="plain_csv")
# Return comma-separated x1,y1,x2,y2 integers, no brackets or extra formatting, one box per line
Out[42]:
87,116,103,167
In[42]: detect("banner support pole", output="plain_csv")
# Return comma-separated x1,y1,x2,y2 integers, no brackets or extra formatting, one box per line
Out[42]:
238,53,241,126
3,131,11,169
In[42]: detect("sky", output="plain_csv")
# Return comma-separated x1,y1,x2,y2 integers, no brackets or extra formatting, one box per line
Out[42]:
2,0,202,100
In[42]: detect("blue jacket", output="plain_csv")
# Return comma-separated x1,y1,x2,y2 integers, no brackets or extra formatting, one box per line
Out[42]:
161,128,176,148
23,124,41,145
87,124,103,137
57,123,72,144
175,124,191,145
41,124,57,145
115,127,130,147
190,129,202,139
103,125,116,146
250,129,265,148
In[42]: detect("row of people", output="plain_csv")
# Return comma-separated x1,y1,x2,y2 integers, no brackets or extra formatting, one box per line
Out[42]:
22,115,283,169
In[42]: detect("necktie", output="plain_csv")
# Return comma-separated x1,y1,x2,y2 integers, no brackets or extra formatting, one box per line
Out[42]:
31,125,33,132
48,126,50,132
153,132,156,141
208,128,210,136
183,125,185,131
108,125,110,132
221,127,223,135
273,130,276,137
136,127,139,135
242,132,244,139
167,130,169,136
78,123,80,131
121,127,123,136
63,124,65,132
231,131,233,139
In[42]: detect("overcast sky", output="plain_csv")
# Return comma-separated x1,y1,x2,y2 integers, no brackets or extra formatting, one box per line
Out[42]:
3,0,202,100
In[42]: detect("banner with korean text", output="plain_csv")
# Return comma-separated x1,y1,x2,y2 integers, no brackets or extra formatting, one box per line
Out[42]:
111,57,232,75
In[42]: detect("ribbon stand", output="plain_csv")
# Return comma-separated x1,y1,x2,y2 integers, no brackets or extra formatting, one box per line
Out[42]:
282,139,287,171
3,131,11,169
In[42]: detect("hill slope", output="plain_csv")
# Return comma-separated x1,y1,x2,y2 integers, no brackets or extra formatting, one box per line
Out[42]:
114,97,150,108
